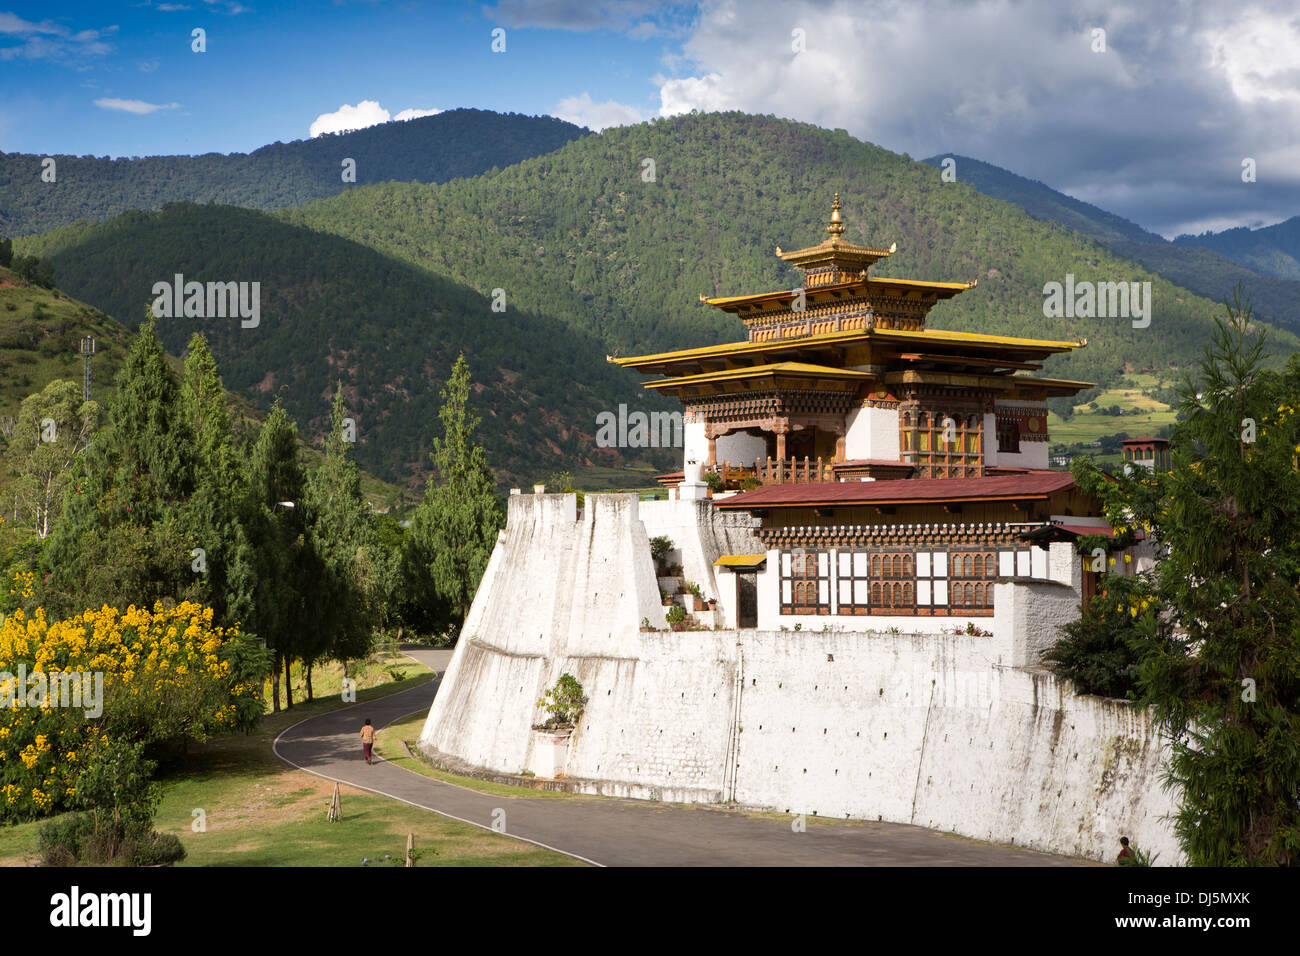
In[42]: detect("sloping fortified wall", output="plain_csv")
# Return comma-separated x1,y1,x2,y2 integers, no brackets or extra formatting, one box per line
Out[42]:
420,493,1179,863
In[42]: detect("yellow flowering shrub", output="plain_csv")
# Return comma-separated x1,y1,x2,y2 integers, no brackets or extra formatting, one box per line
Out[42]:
0,601,265,823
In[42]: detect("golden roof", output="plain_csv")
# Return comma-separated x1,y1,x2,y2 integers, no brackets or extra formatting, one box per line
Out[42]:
702,275,975,312
609,327,1085,373
774,193,896,268
643,361,873,390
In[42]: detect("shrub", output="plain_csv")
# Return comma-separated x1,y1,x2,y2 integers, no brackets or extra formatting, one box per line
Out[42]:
1043,573,1158,699
649,536,674,567
536,673,587,729
36,811,186,866
664,605,686,625
0,601,266,824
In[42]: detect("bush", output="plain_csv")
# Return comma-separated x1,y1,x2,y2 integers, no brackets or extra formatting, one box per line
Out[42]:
649,536,673,566
664,605,686,625
1044,573,1157,699
535,673,587,729
37,811,186,866
0,600,266,824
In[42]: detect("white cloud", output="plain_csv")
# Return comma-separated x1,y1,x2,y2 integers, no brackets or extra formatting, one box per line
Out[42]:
0,13,115,62
554,92,645,130
95,97,179,114
651,0,1300,235
393,107,444,122
310,100,391,137
310,102,449,137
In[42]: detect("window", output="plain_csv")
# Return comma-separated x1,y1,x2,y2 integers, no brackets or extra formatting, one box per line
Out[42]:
996,417,1020,454
781,549,830,615
901,411,984,478
948,550,995,610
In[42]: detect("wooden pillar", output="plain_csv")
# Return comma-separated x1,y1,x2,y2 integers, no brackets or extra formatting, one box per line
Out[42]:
707,434,717,468
775,428,786,462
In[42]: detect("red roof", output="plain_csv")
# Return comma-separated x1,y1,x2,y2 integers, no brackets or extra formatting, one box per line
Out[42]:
714,471,1077,510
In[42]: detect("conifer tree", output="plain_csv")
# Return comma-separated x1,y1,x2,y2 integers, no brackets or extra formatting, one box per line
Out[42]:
45,317,199,615
302,385,375,696
179,333,254,626
246,401,308,712
1075,288,1300,865
405,354,502,630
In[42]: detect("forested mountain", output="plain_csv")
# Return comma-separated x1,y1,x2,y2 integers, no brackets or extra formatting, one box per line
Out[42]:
19,113,1300,490
0,109,588,237
19,203,674,488
278,113,1298,390
920,154,1300,334
1175,216,1300,282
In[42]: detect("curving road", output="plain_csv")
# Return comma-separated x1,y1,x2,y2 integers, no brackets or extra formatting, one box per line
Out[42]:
273,648,1088,867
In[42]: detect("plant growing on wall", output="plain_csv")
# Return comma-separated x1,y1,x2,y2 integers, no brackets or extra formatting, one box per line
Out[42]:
649,536,674,568
535,673,588,730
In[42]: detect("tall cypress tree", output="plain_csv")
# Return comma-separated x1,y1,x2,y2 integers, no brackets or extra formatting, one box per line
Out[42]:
246,401,308,712
303,385,375,696
179,333,252,626
405,354,502,630
45,317,199,615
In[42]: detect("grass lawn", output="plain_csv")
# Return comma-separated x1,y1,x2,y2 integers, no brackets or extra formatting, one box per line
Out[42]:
0,651,580,867
375,709,578,801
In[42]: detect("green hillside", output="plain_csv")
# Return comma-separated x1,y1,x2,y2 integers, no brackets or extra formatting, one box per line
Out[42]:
278,112,1298,390
921,154,1300,334
0,263,131,424
1175,216,1300,282
0,109,588,238
17,204,674,488
921,153,1162,245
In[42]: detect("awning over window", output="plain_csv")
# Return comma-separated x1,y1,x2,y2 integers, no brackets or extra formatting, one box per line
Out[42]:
713,554,768,570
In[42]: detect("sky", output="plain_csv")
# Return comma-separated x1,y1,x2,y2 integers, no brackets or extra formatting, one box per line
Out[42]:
2,0,1299,238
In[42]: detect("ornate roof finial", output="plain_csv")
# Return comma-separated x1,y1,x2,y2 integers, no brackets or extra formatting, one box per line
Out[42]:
826,192,845,239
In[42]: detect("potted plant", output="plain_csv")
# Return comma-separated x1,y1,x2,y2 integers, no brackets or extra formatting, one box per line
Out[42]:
665,605,687,631
640,616,655,631
660,587,674,607
687,581,707,611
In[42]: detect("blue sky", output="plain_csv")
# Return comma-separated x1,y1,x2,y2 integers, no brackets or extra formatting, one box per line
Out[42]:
0,2,679,156
3,1,1300,237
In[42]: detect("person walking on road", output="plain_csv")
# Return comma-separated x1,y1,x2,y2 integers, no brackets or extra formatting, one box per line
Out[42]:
361,718,376,764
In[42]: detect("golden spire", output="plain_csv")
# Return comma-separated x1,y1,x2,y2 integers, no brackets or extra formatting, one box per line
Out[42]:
826,192,845,239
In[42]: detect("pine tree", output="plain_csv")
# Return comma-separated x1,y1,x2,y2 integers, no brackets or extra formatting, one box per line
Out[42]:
405,354,502,630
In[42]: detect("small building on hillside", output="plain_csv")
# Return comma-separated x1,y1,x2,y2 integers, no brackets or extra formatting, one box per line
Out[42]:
612,196,1141,631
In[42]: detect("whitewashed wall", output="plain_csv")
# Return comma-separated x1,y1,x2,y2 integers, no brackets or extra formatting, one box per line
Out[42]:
420,493,1180,863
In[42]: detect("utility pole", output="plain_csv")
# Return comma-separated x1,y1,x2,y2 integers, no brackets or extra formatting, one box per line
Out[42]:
79,337,95,402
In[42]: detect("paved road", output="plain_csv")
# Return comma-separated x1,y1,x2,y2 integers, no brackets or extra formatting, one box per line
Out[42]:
273,648,1088,867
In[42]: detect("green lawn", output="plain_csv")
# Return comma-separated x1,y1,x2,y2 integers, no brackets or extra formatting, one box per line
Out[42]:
0,652,581,867
375,709,579,801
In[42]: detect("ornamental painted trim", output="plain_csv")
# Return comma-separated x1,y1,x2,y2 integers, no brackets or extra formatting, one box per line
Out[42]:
756,521,1048,550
